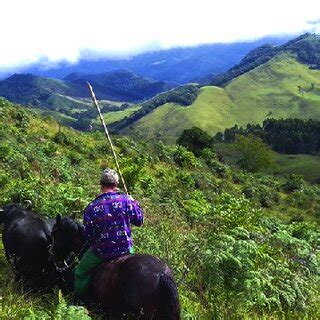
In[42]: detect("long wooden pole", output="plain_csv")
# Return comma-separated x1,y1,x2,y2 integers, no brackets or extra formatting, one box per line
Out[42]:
87,81,128,195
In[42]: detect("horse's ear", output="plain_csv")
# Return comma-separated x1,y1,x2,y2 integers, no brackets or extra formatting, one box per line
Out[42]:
70,211,77,220
56,214,61,225
24,199,32,210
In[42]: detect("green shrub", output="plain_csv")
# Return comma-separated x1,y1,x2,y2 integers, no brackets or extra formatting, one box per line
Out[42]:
212,192,260,229
173,146,198,168
201,148,229,177
177,126,212,156
181,190,211,223
233,135,275,172
282,174,305,192
258,186,280,208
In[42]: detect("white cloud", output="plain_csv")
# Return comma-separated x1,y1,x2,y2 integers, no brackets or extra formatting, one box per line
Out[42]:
1,0,319,69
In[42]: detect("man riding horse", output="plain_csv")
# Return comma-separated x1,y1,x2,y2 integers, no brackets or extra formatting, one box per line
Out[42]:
75,168,144,298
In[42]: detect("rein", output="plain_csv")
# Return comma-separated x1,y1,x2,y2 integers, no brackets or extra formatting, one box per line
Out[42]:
48,235,89,273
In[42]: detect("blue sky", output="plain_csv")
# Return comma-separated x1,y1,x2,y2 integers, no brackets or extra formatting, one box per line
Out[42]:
1,0,319,70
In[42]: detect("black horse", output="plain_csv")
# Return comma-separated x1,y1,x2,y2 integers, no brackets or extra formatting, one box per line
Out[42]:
0,203,58,290
51,214,181,319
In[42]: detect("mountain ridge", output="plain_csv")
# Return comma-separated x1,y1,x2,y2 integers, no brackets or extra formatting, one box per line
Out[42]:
0,70,177,108
3,36,291,83
198,33,320,86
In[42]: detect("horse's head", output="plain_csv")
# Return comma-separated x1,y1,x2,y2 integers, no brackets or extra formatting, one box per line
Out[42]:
50,213,85,270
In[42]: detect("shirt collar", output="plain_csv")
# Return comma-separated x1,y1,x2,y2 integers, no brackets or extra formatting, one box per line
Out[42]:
95,191,120,199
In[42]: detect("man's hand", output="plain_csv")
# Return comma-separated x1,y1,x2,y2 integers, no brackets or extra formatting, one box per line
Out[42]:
128,195,135,201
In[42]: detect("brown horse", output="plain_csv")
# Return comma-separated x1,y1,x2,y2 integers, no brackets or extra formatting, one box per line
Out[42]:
51,215,181,319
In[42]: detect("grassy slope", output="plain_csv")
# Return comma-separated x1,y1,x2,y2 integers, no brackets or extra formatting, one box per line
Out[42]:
43,94,89,111
275,153,320,183
225,52,320,123
35,108,76,123
103,105,141,125
123,53,320,143
122,86,237,143
216,143,320,184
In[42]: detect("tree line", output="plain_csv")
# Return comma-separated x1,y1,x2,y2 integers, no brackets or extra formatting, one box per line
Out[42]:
214,118,320,154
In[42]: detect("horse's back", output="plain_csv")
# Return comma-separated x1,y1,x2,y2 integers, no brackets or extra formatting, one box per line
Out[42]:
94,253,170,291
92,254,179,319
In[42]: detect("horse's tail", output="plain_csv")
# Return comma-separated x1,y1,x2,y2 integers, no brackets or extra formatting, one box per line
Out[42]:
157,272,181,320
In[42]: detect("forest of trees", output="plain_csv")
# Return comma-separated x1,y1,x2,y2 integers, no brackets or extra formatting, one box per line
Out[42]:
214,118,320,154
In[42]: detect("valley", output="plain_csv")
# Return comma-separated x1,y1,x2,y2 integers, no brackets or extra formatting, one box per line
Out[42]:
0,32,319,319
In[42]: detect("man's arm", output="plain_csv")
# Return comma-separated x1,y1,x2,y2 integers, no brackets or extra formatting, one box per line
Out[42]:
83,205,95,242
127,197,144,227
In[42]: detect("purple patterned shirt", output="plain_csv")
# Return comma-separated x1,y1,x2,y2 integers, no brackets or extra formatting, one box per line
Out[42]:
83,192,143,259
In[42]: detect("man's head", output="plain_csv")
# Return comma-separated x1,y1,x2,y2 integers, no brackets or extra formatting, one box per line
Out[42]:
100,168,119,191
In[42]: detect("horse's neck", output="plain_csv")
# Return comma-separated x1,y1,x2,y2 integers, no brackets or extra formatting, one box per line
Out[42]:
75,237,90,259
45,218,56,229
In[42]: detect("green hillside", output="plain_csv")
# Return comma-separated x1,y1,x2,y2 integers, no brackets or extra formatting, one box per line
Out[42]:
275,153,320,184
225,53,320,122
212,142,320,184
99,105,141,125
122,86,236,142
0,98,319,319
122,53,320,143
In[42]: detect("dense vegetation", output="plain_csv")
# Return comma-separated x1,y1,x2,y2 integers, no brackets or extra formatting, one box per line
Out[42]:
178,127,276,173
0,99,319,319
177,126,213,156
214,118,320,154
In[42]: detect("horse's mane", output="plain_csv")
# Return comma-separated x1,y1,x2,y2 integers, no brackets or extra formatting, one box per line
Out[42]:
60,217,84,236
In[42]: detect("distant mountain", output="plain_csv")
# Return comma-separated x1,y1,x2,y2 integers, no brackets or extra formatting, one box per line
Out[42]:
199,33,320,86
9,36,291,83
0,71,177,109
64,70,177,101
111,34,320,143
0,74,87,107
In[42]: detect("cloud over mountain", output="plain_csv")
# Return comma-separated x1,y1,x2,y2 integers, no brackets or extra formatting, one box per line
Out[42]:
1,0,319,70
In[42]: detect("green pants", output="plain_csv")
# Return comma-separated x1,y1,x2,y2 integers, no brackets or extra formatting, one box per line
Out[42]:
74,248,104,296
74,247,135,296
